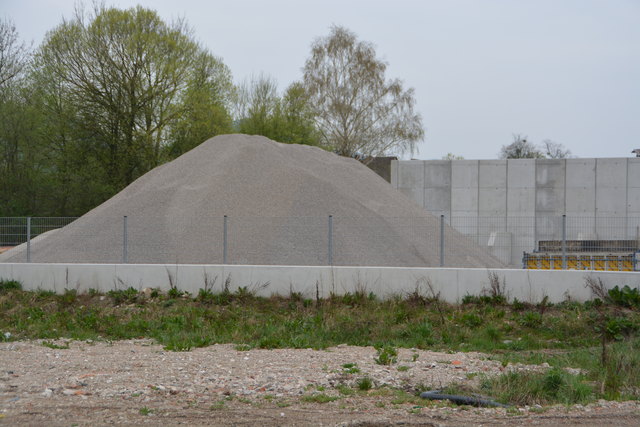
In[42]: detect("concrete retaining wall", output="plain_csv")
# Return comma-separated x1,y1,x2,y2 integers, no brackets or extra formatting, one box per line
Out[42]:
1,263,638,303
392,157,640,218
391,158,640,266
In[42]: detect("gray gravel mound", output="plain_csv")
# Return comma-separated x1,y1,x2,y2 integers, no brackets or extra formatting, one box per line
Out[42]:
1,134,502,267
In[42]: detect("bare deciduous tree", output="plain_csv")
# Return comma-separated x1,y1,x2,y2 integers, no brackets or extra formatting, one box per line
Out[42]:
302,25,424,160
0,19,30,88
542,139,572,159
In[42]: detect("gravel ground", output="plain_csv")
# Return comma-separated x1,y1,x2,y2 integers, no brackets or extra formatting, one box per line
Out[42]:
1,340,638,426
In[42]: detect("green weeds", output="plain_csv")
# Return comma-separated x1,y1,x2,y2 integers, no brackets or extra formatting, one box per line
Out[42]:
301,393,339,403
480,368,592,406
0,279,22,293
374,344,398,365
0,281,639,402
357,377,373,391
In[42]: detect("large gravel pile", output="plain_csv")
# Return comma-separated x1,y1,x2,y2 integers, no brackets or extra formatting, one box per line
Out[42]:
1,134,501,267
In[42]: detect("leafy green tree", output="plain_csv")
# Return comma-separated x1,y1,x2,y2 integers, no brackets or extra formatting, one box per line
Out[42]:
276,82,320,145
0,19,46,216
36,5,233,193
235,74,280,137
302,25,424,159
167,51,234,157
235,75,320,146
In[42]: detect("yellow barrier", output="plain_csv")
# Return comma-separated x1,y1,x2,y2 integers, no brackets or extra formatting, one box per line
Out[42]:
524,253,636,272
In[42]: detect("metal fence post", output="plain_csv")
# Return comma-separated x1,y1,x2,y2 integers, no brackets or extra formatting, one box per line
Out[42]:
223,215,228,264
328,215,333,266
440,214,445,267
122,216,128,263
562,214,567,269
26,217,31,263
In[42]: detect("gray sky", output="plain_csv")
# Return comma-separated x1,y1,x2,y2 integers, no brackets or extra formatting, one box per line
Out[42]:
2,0,639,160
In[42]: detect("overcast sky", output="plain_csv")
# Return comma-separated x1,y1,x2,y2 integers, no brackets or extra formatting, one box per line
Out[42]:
2,0,639,160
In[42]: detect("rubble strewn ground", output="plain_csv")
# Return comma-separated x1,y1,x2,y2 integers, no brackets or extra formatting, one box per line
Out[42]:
1,340,638,426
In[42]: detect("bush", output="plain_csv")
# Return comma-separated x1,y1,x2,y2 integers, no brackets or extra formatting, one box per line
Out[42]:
607,285,640,309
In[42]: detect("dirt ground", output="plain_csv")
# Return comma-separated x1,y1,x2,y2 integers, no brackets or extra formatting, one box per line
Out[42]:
1,340,638,426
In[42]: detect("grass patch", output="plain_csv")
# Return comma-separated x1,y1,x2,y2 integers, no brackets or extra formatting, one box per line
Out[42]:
42,340,70,349
139,407,152,416
0,280,22,293
480,368,593,406
0,286,639,400
357,377,373,391
301,393,339,403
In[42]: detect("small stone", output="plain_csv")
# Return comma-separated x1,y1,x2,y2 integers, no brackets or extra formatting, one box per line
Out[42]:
42,388,53,397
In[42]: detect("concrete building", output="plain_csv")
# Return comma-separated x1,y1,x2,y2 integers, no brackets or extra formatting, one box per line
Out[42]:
391,158,640,267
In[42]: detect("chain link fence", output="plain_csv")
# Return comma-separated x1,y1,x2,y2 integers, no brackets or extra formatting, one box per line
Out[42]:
1,215,639,270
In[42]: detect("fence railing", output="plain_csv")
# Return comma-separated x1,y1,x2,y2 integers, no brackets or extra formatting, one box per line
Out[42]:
1,215,639,270
0,217,78,246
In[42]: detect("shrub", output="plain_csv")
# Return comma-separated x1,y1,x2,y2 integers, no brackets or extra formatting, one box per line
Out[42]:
607,285,640,309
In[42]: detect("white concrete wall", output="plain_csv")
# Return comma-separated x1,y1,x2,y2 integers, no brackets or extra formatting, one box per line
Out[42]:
392,158,640,266
1,263,638,304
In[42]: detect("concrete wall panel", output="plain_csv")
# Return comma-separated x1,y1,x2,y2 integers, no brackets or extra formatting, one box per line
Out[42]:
565,158,596,215
396,160,424,189
424,161,451,187
452,160,479,187
596,187,627,216
535,160,565,215
424,188,450,212
479,188,506,214
566,159,595,187
506,159,535,188
536,159,565,188
596,158,627,188
507,188,536,214
536,187,565,213
566,188,596,214
451,187,478,212
628,159,640,187
627,188,640,214
479,160,507,188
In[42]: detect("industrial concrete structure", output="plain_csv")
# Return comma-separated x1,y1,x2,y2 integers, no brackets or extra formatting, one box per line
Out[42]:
391,158,640,267
1,262,638,304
